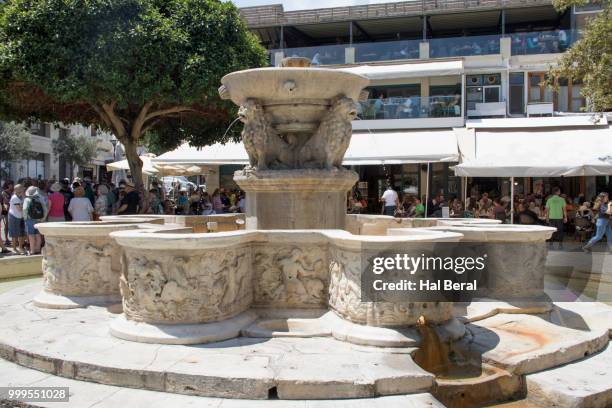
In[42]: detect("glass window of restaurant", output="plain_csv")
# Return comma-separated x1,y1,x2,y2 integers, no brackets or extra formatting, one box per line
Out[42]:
528,72,585,112
509,72,525,115
358,84,420,120
429,84,462,117
429,163,459,200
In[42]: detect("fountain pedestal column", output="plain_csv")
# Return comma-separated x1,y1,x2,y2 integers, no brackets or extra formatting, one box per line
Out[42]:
235,169,357,230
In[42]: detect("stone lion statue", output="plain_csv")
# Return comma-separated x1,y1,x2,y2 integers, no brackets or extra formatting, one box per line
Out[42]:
238,99,292,170
299,96,357,169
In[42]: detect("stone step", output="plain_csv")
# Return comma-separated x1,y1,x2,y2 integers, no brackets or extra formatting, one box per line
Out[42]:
0,284,434,400
0,358,445,408
526,344,612,408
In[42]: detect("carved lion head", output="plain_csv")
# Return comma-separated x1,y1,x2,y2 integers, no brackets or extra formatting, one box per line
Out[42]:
331,97,357,120
238,99,260,123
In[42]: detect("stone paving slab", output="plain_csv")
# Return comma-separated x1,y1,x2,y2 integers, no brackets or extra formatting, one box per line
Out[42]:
464,312,609,375
0,358,445,408
0,284,433,400
526,344,612,408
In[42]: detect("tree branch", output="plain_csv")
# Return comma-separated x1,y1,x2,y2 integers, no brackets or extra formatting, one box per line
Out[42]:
130,100,155,140
144,105,195,123
101,102,128,139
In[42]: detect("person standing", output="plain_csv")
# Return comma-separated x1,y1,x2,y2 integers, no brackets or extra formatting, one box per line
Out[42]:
545,187,567,249
1,181,13,249
380,185,399,216
59,179,74,221
8,184,26,254
68,186,94,221
47,182,66,222
582,192,611,252
23,186,48,255
94,185,110,218
116,182,140,215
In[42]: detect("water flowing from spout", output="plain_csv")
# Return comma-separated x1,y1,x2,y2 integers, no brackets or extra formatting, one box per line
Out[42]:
413,315,453,376
221,116,242,140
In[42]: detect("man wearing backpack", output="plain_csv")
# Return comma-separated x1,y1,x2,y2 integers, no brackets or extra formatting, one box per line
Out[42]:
23,186,48,255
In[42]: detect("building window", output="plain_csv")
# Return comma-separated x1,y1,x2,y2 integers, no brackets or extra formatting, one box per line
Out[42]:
59,128,71,139
509,72,525,115
465,74,501,111
528,72,585,112
29,122,49,137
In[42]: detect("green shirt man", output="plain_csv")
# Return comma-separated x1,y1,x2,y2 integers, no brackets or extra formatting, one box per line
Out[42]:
415,203,425,217
546,194,567,221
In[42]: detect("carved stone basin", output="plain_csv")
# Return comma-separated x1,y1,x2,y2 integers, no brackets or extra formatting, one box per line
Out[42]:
34,219,163,309
220,67,368,132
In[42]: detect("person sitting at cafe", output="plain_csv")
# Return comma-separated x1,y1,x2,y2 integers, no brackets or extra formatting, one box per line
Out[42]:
374,94,385,119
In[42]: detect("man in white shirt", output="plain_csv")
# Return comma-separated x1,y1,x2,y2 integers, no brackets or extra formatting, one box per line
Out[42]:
380,185,399,216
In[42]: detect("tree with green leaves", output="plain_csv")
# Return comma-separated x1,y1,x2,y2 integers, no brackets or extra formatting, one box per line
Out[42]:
52,130,98,180
548,0,611,111
0,121,33,179
0,0,267,188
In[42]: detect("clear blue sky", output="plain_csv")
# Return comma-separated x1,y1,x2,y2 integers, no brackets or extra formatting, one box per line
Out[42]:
232,0,408,11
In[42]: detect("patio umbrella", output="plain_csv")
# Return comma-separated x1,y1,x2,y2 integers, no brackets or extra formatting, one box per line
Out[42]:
106,153,158,175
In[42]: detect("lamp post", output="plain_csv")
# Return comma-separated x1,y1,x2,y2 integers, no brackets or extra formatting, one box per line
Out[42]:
110,139,118,184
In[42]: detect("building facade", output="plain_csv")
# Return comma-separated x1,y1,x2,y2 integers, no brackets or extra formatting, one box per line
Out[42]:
1,122,116,183
235,0,609,210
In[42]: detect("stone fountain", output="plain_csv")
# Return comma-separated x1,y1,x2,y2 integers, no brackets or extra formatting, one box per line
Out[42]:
1,57,611,407
219,57,368,230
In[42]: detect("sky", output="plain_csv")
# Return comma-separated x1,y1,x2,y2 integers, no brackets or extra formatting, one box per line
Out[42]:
232,0,409,11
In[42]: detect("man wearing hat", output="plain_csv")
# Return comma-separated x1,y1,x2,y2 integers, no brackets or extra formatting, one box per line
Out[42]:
117,181,140,215
59,179,74,221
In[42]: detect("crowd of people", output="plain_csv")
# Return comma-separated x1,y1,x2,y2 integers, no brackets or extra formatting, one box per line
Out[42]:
0,177,246,256
368,185,611,251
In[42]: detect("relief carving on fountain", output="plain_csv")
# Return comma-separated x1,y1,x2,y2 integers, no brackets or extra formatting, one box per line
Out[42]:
42,237,119,296
120,247,252,324
253,245,328,307
238,96,357,170
328,246,453,326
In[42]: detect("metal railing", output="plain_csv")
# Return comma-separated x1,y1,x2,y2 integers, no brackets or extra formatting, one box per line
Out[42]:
354,38,421,63
357,96,462,120
429,34,501,58
510,29,579,55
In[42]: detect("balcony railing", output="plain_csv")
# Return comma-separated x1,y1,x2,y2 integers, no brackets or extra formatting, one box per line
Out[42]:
270,29,576,66
510,30,578,55
357,96,461,120
272,43,345,65
354,38,421,63
429,34,501,58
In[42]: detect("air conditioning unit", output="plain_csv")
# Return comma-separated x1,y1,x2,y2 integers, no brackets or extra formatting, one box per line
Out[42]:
467,75,482,85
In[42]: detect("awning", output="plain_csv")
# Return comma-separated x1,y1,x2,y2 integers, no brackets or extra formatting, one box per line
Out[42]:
153,130,459,167
153,142,249,166
339,60,463,80
454,126,612,177
344,130,458,164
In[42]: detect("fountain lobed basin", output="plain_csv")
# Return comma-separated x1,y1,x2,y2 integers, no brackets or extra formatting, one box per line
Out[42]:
34,219,168,309
390,224,556,307
108,227,464,345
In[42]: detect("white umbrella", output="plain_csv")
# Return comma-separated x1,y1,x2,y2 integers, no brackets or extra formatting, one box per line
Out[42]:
107,153,158,175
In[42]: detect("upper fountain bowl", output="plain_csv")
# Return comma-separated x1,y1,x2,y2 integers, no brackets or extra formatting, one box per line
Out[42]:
219,58,369,133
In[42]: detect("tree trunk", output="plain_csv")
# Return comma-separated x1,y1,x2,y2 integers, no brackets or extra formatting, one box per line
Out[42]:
123,140,144,189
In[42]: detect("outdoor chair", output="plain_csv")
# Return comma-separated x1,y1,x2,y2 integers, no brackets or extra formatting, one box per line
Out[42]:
573,216,593,242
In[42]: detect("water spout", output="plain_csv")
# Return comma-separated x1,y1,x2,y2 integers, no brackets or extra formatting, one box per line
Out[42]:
413,315,453,376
